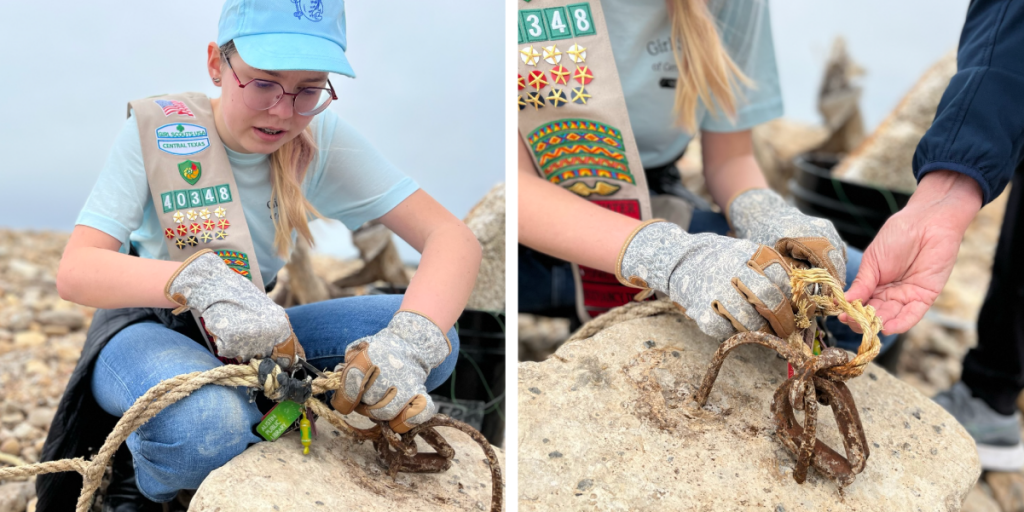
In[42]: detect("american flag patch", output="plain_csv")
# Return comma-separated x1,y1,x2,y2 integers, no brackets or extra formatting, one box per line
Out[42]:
154,99,195,117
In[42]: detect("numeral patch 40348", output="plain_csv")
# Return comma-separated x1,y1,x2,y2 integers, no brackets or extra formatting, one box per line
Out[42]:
161,184,233,213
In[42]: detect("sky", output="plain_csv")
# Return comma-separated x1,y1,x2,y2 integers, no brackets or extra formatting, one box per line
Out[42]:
0,0,503,262
0,0,971,261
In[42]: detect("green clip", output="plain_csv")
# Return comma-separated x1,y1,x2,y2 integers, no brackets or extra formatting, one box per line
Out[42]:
256,400,303,441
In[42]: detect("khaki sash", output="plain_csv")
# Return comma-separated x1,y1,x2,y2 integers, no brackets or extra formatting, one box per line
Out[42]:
130,93,266,353
517,0,652,321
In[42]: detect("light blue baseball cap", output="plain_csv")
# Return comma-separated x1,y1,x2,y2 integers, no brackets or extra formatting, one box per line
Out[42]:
217,0,355,78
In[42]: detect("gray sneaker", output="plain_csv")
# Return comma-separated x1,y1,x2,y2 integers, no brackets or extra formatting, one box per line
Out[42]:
933,381,1024,471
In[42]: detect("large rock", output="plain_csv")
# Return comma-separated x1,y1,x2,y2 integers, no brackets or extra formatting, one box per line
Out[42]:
464,183,505,313
518,313,980,511
191,415,503,511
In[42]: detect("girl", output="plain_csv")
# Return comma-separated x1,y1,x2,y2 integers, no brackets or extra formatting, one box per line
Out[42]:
519,0,897,351
39,0,481,509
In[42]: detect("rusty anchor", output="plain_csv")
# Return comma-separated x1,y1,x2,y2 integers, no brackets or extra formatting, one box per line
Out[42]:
693,330,871,487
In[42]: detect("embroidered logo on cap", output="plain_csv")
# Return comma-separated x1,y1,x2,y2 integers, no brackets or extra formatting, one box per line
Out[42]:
292,0,324,22
178,161,202,185
156,124,210,156
154,100,195,118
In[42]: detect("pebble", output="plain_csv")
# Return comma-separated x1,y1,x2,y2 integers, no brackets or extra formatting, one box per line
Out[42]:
0,413,24,426
26,409,54,430
0,482,31,512
12,331,45,349
0,438,20,455
11,422,39,441
24,360,48,376
36,310,84,330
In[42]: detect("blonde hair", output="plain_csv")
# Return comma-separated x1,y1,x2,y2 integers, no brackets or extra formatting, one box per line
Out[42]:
220,41,323,257
667,0,753,132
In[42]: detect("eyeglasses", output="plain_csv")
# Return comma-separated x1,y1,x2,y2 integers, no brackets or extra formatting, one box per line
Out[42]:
222,53,337,116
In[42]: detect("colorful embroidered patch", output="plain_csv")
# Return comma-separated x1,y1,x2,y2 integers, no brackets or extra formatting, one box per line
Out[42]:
160,192,175,213
174,238,187,250
574,66,594,85
217,219,231,230
186,236,199,247
566,3,597,37
176,225,188,237
199,232,214,244
527,119,634,185
528,70,548,90
154,99,195,117
186,210,198,221
178,160,202,186
189,223,202,234
172,211,185,224
520,45,541,66
565,180,621,197
155,123,210,156
164,228,176,240
203,219,216,231
518,74,526,90
518,95,526,111
199,208,211,220
215,230,228,240
214,185,233,204
542,45,561,65
216,250,251,280
550,65,570,85
214,207,227,218
172,191,190,210
571,87,591,105
566,43,587,63
525,92,546,110
547,88,568,107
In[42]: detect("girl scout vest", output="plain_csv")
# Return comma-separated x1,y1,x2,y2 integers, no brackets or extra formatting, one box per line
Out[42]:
517,0,653,321
129,93,265,353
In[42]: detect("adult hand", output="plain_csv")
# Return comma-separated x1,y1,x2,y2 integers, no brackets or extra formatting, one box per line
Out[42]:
839,171,983,335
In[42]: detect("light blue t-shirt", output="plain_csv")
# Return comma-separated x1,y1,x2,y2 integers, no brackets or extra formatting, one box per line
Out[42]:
604,0,784,168
76,108,419,288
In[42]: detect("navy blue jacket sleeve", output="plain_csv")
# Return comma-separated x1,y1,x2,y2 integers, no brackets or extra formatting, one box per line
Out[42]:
913,0,1024,205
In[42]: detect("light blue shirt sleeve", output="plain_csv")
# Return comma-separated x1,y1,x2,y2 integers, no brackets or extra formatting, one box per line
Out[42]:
305,111,419,230
75,112,149,253
700,0,784,132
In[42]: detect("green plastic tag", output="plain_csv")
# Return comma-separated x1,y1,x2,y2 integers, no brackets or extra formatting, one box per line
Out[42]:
256,400,303,441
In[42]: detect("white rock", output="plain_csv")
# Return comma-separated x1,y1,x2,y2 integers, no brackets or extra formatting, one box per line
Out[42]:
26,409,54,430
11,422,39,441
0,482,32,512
192,416,503,512
518,313,980,511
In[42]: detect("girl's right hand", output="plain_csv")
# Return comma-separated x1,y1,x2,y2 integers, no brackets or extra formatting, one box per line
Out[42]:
616,220,797,342
165,249,303,367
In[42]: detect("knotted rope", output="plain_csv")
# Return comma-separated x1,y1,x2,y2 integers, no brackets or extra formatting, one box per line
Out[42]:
0,359,503,512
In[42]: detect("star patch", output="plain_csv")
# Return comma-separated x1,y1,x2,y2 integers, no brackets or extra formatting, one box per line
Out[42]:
189,223,202,234
186,236,199,247
518,95,526,111
547,88,568,107
164,228,175,240
172,211,184,224
199,208,211,220
542,45,561,65
550,65,570,85
214,207,226,218
199,232,213,243
217,219,231,230
518,74,526,91
174,238,187,250
176,225,188,236
203,219,216,231
574,66,594,85
525,92,546,110
186,210,198,221
520,45,540,66
528,70,548,90
567,44,587,63
571,87,592,105
215,230,228,240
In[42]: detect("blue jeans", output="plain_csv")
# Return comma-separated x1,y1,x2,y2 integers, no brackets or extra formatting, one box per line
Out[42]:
90,295,459,502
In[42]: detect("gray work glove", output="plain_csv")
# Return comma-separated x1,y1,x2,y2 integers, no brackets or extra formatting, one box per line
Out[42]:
728,188,848,288
165,249,305,368
616,220,797,341
330,311,451,433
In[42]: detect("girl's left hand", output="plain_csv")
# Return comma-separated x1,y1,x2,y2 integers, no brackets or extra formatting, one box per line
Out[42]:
728,188,848,287
329,311,451,433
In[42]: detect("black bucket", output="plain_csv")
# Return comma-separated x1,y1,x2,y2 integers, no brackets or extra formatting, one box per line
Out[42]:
789,153,912,251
